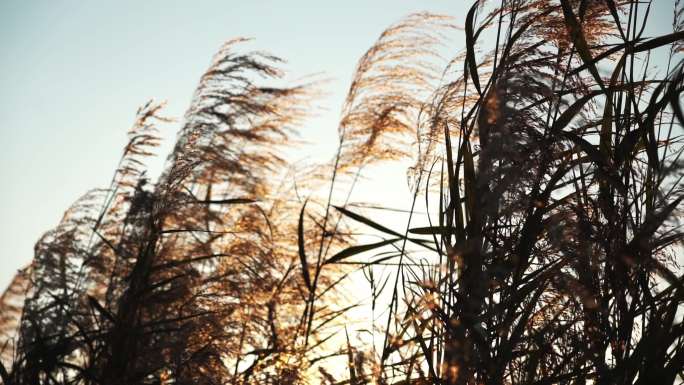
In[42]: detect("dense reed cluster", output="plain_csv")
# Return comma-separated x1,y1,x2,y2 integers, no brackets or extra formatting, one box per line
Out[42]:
2,1,684,384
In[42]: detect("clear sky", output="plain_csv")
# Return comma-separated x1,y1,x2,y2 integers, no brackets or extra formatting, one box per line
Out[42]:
0,1,467,289
0,1,677,290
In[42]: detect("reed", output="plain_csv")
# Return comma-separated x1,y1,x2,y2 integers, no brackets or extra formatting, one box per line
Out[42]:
1,1,683,384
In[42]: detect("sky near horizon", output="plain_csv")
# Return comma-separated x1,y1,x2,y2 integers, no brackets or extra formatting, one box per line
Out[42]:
0,1,678,290
0,0,467,290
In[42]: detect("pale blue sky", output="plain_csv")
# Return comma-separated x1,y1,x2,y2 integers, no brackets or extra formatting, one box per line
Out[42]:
0,1,677,290
0,1,466,289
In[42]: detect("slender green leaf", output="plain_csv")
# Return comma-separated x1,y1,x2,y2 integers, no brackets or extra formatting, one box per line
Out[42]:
465,1,482,95
324,238,399,265
298,200,312,292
